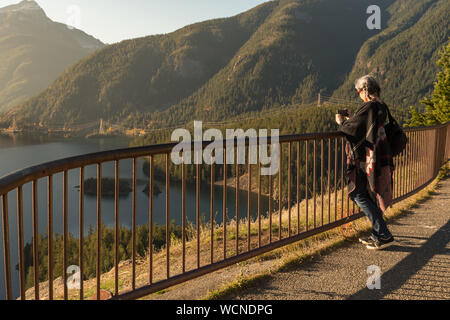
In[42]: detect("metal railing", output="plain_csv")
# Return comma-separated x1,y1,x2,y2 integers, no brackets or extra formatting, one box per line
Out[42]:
0,123,449,300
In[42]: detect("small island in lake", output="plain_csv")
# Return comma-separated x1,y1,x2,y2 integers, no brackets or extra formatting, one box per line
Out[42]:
83,178,132,197
143,182,162,196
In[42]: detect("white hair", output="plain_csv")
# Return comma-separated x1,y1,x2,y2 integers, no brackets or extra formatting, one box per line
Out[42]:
355,75,381,98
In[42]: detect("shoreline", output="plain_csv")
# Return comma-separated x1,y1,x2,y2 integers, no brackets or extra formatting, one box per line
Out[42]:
0,130,134,139
214,172,271,197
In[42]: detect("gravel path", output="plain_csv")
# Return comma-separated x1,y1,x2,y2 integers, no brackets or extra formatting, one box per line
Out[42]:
225,178,450,300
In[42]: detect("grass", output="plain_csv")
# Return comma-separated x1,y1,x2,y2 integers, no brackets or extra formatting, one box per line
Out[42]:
202,273,272,300
154,289,169,296
82,279,124,300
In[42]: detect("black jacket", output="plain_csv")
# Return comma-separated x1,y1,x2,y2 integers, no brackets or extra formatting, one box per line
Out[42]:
339,100,388,161
337,100,395,211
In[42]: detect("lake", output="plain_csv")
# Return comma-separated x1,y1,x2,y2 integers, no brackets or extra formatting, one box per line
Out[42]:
0,134,269,299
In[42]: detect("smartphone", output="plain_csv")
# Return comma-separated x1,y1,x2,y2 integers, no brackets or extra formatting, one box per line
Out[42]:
337,109,350,117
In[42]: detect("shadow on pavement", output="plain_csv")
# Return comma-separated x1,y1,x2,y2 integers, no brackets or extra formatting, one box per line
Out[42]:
347,219,450,300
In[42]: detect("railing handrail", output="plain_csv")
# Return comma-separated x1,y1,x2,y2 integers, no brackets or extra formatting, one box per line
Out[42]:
0,124,445,195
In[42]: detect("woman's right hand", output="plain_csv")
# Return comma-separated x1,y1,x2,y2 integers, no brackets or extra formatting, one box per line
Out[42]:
336,114,344,125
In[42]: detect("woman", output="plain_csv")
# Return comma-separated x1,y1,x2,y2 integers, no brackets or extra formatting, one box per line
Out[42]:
336,75,395,250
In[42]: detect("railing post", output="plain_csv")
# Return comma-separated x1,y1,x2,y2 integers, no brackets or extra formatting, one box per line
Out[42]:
432,129,438,176
132,158,137,290
79,168,84,300
1,194,11,300
166,154,170,279
32,180,39,300
96,164,102,300
148,156,154,285
445,125,448,160
48,176,54,300
114,162,119,296
17,187,25,300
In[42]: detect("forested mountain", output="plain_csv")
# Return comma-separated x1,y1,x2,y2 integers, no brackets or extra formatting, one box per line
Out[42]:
1,0,448,130
2,1,278,127
0,0,104,114
154,0,385,124
332,0,450,109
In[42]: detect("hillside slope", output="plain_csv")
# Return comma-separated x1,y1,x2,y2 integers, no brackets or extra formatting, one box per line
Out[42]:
152,0,389,125
332,0,450,108
0,0,104,114
3,1,277,127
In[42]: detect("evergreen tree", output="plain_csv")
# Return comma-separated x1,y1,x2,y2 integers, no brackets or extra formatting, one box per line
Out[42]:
407,41,450,127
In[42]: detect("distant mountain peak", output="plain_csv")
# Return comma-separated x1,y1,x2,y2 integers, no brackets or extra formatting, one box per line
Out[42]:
0,0,45,14
0,0,105,115
16,0,41,9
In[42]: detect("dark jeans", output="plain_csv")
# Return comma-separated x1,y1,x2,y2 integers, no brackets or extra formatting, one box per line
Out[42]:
353,169,393,240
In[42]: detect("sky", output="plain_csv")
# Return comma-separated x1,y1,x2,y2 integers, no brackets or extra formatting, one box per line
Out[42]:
1,0,270,44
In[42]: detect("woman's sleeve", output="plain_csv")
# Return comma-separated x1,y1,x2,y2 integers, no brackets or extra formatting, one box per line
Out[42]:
338,112,367,139
339,102,378,144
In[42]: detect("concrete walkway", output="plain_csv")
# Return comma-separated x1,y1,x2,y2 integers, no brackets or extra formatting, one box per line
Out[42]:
227,178,450,300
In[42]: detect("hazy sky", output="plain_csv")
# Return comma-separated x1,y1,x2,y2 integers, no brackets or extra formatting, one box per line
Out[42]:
2,0,270,44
